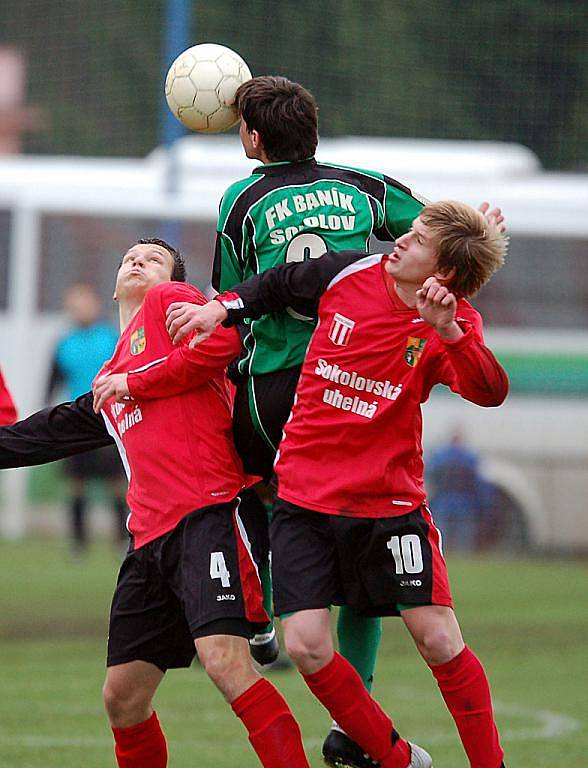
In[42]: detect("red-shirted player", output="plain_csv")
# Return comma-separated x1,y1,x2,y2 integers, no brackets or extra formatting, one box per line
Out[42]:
0,239,309,768
0,368,17,425
158,201,510,768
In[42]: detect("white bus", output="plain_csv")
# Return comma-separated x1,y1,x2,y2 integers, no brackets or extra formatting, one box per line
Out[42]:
0,136,586,550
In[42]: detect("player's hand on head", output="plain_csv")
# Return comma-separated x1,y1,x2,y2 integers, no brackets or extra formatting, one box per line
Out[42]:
478,201,506,233
92,373,131,413
166,300,228,347
416,277,458,335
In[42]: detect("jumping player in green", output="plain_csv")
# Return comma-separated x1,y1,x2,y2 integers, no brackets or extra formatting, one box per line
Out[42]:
169,74,424,768
166,76,502,768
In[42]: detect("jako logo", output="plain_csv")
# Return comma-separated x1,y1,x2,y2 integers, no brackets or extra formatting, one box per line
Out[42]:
216,594,236,601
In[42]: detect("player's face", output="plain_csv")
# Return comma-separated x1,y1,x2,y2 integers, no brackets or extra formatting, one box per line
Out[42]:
114,244,175,301
384,217,440,286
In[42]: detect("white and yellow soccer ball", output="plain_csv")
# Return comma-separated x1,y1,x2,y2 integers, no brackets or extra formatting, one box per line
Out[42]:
165,43,252,133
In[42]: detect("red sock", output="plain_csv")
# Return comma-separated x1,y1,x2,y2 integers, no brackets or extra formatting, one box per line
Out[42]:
431,646,504,768
111,710,167,768
232,678,309,768
303,653,410,768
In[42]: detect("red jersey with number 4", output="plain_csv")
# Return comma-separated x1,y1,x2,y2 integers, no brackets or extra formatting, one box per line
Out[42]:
97,281,244,548
218,251,508,519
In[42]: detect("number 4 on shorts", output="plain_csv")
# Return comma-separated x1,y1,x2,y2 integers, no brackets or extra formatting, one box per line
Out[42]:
210,551,231,587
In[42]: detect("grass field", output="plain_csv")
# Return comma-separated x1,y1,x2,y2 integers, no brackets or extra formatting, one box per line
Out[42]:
0,537,586,768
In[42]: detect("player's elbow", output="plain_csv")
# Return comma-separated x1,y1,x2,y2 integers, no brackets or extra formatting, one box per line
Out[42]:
478,380,509,407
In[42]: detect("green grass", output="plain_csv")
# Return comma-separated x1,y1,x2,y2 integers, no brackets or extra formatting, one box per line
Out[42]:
0,538,586,767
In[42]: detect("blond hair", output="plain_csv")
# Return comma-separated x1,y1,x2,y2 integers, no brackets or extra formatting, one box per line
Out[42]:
420,201,507,297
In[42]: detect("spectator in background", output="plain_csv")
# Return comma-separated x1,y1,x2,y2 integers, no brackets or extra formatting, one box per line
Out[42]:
0,367,17,425
46,282,127,556
427,429,496,552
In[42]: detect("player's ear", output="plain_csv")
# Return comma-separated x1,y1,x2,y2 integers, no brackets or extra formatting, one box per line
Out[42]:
250,129,263,150
434,266,456,285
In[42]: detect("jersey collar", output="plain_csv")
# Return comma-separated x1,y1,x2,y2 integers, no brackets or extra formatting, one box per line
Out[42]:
252,157,317,175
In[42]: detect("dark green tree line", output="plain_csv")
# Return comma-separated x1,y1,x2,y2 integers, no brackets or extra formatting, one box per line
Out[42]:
0,0,585,168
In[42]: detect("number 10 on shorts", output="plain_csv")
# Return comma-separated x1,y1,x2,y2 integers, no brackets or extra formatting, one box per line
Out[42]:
387,535,424,574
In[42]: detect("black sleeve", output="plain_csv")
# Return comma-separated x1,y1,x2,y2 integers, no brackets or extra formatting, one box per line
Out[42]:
0,392,113,469
211,232,222,292
221,249,368,325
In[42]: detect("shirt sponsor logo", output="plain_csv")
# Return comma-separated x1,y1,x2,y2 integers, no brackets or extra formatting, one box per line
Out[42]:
130,327,146,355
323,388,378,419
404,336,426,367
265,188,356,228
111,402,143,437
266,189,359,243
315,358,403,400
328,313,355,346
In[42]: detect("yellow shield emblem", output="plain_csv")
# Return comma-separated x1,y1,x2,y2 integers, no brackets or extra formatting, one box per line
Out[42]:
405,336,426,367
130,327,146,355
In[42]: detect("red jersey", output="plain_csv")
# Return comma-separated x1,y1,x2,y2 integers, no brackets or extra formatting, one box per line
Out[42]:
0,369,17,426
98,281,244,548
218,251,509,519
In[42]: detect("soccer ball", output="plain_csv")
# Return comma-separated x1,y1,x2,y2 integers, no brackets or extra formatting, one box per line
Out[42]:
165,43,252,133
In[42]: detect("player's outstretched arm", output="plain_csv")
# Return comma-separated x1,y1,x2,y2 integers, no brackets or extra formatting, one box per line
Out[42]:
125,320,241,400
167,250,367,347
166,300,228,346
0,393,112,469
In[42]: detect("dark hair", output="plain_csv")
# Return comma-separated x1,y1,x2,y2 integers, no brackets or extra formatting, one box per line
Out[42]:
136,237,186,282
235,76,318,162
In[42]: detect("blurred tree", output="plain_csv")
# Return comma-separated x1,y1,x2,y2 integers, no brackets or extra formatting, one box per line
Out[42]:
0,0,585,168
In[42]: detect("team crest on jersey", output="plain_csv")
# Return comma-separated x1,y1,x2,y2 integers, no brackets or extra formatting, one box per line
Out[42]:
405,336,426,367
130,327,146,355
328,313,355,346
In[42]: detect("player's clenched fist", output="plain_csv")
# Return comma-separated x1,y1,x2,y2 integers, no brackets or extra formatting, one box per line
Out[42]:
416,277,463,341
166,300,228,348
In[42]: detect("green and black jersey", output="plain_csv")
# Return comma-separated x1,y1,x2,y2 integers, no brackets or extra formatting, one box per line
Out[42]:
212,157,426,376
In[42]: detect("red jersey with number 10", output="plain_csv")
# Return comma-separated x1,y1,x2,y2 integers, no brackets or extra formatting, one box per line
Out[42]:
218,251,508,519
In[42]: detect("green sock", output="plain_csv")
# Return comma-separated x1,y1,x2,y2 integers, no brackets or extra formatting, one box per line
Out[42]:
337,605,382,692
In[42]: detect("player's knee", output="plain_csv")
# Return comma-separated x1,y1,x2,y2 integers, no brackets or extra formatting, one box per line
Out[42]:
198,637,252,694
416,624,463,666
283,627,331,674
102,678,151,724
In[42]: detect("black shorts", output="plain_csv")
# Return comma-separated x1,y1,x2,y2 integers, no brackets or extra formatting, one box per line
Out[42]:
107,501,269,671
270,498,453,618
238,488,271,572
232,366,301,481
